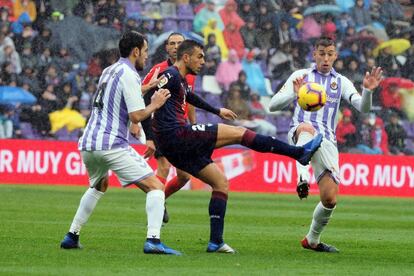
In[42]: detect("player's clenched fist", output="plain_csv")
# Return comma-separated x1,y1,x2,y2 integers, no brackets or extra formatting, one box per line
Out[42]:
151,88,171,108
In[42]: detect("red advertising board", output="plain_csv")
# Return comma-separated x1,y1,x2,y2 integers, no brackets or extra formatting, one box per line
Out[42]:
1,139,414,197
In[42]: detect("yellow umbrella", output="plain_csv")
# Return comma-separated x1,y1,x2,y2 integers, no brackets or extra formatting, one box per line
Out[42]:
49,108,86,133
372,39,411,57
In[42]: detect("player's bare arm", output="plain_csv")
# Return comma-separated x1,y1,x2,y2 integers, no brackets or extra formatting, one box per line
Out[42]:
129,89,171,123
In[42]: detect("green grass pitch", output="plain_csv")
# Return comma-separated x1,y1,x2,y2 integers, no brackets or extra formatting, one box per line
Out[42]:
0,184,413,275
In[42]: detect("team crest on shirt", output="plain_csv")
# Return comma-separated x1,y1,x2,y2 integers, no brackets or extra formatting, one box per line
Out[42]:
330,81,338,90
157,75,169,88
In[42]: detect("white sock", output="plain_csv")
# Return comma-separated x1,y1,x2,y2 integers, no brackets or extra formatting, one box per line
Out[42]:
146,189,165,240
69,188,104,234
296,131,314,182
306,201,335,245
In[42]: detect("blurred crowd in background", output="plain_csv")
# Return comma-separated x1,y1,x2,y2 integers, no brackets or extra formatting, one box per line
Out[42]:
1,0,414,156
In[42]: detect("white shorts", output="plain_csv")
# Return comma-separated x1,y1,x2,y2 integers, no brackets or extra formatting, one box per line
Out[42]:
81,146,154,187
288,127,340,184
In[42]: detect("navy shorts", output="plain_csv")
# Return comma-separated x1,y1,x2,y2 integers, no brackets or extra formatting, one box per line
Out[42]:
154,124,218,176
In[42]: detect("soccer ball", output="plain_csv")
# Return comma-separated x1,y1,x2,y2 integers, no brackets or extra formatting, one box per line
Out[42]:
297,82,327,112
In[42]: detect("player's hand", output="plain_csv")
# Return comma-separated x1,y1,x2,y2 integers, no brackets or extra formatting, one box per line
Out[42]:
144,140,156,159
363,66,383,91
219,108,237,120
151,89,171,109
293,75,306,95
148,67,162,89
129,123,141,139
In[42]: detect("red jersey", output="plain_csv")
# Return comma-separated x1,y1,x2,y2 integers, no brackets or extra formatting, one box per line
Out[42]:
143,59,196,118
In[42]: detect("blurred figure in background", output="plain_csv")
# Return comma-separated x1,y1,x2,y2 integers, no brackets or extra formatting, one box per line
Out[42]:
385,111,412,155
0,104,13,138
336,108,356,152
249,93,277,136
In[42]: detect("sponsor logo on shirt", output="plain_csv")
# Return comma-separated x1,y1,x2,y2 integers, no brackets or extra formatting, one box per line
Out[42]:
157,75,169,88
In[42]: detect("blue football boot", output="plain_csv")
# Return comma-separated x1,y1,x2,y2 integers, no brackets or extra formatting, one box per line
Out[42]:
143,241,182,255
60,232,82,249
206,242,236,253
297,134,323,165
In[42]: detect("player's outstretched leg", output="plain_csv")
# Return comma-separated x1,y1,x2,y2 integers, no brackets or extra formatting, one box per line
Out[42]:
239,129,322,165
60,187,104,249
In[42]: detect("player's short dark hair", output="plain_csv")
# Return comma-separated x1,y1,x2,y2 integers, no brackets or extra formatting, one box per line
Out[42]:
165,32,185,45
177,40,204,60
314,36,336,49
118,31,147,58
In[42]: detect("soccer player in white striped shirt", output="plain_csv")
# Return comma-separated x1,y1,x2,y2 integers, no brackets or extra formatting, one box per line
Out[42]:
269,37,383,252
60,31,181,255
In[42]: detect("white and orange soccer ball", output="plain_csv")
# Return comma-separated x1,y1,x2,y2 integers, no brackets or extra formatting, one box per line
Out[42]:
297,82,327,112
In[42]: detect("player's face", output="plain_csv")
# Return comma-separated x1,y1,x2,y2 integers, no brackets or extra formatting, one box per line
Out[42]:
185,47,205,75
166,35,184,61
135,40,148,71
313,45,337,74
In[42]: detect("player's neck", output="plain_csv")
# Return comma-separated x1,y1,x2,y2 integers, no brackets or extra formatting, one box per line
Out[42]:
168,57,176,64
174,61,188,78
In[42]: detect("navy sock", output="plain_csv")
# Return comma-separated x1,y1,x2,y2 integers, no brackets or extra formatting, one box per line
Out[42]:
241,130,304,160
146,238,161,244
209,191,228,244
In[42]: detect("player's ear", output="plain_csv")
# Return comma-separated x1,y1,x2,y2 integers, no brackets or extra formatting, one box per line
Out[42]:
183,53,190,63
132,47,139,57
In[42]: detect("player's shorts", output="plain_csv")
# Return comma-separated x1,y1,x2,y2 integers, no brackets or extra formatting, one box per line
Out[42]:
288,126,340,184
154,123,218,176
81,146,154,187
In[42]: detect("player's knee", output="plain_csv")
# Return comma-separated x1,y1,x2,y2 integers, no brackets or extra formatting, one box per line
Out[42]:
95,177,109,192
147,178,165,191
156,159,171,178
218,178,229,193
322,197,336,209
177,174,191,185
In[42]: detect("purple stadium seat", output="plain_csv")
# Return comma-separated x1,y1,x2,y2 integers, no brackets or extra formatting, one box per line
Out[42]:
272,115,291,134
178,20,193,32
20,122,39,139
277,133,289,143
195,110,208,123
163,19,178,32
123,1,142,17
203,92,222,107
177,4,194,20
402,120,414,138
55,127,69,141
194,76,203,93
405,138,414,153
205,112,222,124
68,129,81,141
